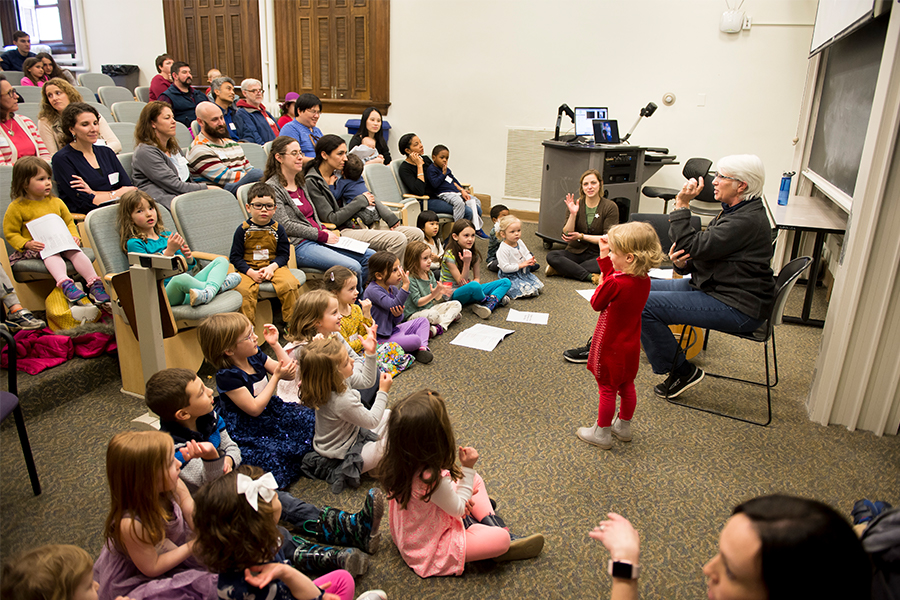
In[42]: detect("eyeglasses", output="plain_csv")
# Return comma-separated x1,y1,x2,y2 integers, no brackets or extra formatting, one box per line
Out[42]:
242,330,258,343
249,203,275,210
244,88,263,94
279,150,303,157
306,109,321,116
713,172,742,183
3,90,18,99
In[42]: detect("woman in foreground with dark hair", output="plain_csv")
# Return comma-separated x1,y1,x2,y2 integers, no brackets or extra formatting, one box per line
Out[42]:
591,494,870,600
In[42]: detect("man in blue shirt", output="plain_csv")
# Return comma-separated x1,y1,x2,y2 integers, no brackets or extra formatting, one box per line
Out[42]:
278,93,323,164
0,31,35,72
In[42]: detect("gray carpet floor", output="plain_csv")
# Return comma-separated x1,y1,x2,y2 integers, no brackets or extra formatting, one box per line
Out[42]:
2,221,899,599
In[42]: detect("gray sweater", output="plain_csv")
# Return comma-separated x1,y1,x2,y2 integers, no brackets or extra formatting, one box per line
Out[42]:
132,143,207,208
267,175,327,244
313,388,387,459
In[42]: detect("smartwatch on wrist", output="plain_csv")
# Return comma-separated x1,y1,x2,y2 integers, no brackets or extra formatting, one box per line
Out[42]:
608,559,639,580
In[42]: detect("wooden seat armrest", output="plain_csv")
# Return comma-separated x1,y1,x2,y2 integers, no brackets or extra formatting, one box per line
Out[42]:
322,222,337,230
381,201,405,209
71,213,86,223
402,193,429,200
190,251,225,262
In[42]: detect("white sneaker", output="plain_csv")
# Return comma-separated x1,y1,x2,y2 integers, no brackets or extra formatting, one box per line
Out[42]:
576,424,612,449
611,418,632,442
356,592,387,600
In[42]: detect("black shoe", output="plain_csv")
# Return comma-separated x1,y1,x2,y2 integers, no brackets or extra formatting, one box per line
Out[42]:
655,365,705,398
563,338,592,363
414,348,434,364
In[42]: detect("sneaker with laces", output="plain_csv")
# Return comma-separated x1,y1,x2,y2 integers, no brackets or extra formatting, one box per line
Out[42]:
563,338,592,363
611,418,632,442
220,272,241,292
5,308,46,331
654,364,705,398
87,279,110,304
59,279,87,303
189,286,215,307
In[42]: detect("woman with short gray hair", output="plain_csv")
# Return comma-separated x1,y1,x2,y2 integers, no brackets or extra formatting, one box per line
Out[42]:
235,78,278,144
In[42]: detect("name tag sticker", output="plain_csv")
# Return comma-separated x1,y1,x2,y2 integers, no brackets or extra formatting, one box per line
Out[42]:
445,175,453,184
253,249,269,261
229,122,236,130
108,172,119,185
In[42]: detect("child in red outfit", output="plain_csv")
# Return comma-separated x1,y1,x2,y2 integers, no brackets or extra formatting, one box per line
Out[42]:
576,222,665,450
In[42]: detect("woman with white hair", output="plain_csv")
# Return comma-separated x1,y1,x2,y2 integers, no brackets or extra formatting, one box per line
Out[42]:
641,154,776,399
234,78,279,144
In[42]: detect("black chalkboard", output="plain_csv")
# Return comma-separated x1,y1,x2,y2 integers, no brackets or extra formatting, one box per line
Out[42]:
808,16,887,199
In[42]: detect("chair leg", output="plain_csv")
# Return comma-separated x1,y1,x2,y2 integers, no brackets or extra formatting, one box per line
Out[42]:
12,405,41,495
664,326,772,427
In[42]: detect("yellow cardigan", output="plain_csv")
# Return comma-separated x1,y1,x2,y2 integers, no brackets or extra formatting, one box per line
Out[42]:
3,195,79,251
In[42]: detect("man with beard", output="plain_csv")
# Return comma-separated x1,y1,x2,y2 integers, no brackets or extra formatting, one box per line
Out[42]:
187,102,263,194
159,62,207,128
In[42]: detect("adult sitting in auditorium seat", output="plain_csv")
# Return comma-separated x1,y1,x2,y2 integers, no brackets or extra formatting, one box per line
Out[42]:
279,93,323,163
186,101,262,195
148,53,174,101
348,107,391,164
0,31,34,72
133,101,210,209
36,52,76,85
0,74,50,166
210,76,248,142
396,132,473,220
234,78,278,145
52,102,135,214
38,78,121,155
158,62,207,129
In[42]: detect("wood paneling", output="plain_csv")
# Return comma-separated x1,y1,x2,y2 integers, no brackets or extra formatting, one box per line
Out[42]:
163,0,262,85
274,0,390,114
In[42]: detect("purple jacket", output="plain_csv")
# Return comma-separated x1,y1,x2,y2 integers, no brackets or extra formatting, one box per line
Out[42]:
362,282,408,338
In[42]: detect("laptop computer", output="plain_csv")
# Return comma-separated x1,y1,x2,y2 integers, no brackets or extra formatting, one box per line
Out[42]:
592,119,620,144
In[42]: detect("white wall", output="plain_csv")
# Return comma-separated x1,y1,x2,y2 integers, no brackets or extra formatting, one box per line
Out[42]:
82,0,817,210
78,0,167,87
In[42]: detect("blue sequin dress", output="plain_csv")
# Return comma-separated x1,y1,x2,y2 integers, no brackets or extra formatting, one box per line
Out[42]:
215,348,316,488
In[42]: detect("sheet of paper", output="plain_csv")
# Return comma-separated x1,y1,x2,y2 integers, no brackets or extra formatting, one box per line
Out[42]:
25,213,79,259
450,323,514,352
577,289,595,301
506,309,549,325
648,268,692,280
327,236,370,254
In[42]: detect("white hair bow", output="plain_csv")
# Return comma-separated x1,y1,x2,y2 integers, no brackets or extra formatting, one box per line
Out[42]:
236,472,278,511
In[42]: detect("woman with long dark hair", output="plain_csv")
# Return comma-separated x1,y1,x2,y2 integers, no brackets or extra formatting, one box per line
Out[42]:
348,106,391,164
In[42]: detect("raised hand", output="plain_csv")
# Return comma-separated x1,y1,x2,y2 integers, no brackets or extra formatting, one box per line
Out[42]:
262,323,280,347
458,446,479,468
564,192,579,215
274,358,297,381
378,371,393,392
361,322,378,355
461,249,472,262
589,512,640,564
360,298,372,318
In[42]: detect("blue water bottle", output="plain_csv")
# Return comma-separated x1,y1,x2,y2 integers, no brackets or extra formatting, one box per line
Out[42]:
778,171,795,206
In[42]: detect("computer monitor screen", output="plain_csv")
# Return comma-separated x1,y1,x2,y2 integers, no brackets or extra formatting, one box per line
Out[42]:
592,119,620,144
574,107,609,136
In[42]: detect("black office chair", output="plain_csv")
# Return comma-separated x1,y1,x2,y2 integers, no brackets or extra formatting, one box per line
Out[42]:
1,327,42,495
642,157,714,213
611,197,631,225
627,212,702,251
665,256,812,427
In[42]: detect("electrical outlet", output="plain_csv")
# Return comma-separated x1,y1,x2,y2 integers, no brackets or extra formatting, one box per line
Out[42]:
743,16,751,30
697,93,706,107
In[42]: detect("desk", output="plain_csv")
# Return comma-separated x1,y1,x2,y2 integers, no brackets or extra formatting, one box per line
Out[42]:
767,195,848,327
537,141,677,247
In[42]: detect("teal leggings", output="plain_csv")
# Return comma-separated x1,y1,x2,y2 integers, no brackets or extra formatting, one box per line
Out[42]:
451,279,512,306
165,256,229,306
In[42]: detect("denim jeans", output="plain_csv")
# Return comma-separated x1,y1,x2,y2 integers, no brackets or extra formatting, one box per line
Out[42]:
276,490,320,526
224,168,264,194
294,239,375,290
641,278,764,374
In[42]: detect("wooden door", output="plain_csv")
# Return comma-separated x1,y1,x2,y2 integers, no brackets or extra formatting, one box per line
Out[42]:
162,0,262,85
274,0,390,114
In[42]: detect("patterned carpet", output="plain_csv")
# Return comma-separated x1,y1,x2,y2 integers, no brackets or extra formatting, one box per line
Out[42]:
2,221,898,599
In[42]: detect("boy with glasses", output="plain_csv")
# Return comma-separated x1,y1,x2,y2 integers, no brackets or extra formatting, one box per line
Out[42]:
230,182,300,322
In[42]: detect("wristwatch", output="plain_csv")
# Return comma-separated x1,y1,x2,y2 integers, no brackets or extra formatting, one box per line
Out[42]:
608,559,640,579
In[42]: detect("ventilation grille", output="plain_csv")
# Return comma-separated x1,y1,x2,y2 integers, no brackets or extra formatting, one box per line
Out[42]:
504,128,553,201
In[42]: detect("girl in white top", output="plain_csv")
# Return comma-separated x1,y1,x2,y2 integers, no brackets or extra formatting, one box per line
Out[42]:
496,215,544,299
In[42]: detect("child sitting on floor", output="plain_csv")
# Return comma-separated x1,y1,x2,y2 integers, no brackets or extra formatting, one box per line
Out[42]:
299,337,393,493
147,367,383,568
198,312,313,488
416,210,443,273
403,240,461,337
230,182,300,323
485,204,509,273
362,251,433,364
496,215,544,299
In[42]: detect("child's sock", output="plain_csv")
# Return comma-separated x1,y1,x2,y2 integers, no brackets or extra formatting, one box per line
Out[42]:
220,272,241,292
189,286,215,307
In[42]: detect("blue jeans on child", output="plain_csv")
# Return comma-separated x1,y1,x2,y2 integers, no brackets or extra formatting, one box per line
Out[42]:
294,239,375,290
451,279,512,305
640,278,764,375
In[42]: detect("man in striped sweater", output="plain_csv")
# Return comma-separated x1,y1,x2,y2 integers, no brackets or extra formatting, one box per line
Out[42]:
187,101,263,194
